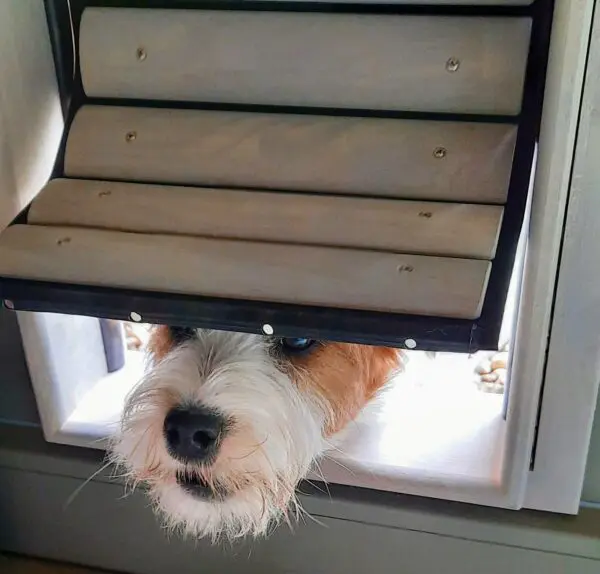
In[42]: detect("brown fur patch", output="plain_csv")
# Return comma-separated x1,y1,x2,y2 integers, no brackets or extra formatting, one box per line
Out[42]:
147,325,176,362
289,343,402,436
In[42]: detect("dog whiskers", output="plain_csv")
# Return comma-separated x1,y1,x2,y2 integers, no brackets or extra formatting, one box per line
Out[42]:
258,489,268,521
301,479,330,498
295,502,327,529
63,459,113,509
311,459,331,495
227,437,269,462
322,439,348,457
321,454,356,476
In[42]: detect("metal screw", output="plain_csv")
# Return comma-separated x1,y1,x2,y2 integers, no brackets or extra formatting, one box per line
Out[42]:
125,131,137,142
433,146,447,159
419,211,433,218
262,323,274,335
4,300,14,310
398,264,414,273
130,311,142,322
405,338,417,349
446,57,460,73
56,237,71,246
136,47,147,61
98,190,112,198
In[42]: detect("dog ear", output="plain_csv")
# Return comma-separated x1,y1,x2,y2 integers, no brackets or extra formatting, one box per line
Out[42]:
147,325,198,361
358,344,403,400
147,325,175,362
289,343,402,436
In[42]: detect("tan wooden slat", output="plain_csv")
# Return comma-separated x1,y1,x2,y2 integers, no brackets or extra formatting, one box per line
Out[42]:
64,106,517,204
80,9,530,115
0,225,491,319
29,179,504,259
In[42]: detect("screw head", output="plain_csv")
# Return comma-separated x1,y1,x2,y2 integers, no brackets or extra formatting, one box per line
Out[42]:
405,338,417,350
433,146,447,159
419,211,433,219
125,131,137,143
262,324,274,335
397,264,414,273
136,47,147,61
446,57,460,73
130,311,142,322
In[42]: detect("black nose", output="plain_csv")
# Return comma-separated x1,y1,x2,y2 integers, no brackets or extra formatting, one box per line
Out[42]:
163,407,224,463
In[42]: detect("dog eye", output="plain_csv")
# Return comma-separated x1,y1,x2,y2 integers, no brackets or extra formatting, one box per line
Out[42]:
168,326,197,345
279,338,316,354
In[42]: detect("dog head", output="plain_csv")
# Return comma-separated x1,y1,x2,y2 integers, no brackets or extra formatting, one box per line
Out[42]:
110,326,400,540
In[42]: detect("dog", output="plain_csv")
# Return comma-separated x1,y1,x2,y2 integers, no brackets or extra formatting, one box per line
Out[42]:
110,325,401,541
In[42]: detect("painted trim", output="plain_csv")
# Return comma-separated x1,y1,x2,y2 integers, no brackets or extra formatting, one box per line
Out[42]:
524,0,600,513
16,312,108,443
11,0,598,515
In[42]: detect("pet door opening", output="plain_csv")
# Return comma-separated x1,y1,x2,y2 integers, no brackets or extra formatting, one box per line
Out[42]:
37,319,511,495
17,183,526,499
25,248,520,499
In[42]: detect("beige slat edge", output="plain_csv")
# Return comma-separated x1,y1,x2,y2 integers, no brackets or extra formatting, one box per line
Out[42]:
65,106,517,204
0,1,63,233
80,9,531,115
28,179,504,259
0,225,491,319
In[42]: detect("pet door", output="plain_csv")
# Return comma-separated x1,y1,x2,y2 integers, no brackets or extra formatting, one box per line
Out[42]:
0,0,552,353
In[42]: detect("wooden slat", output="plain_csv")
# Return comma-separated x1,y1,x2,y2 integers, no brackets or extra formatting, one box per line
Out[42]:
29,179,504,259
65,106,517,204
80,9,531,115
0,225,491,319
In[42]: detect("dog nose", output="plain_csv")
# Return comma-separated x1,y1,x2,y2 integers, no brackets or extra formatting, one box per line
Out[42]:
163,407,224,462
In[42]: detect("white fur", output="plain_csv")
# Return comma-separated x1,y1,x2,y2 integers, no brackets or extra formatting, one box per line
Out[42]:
110,330,327,541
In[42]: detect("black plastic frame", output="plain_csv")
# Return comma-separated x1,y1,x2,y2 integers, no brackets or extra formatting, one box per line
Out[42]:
1,0,555,352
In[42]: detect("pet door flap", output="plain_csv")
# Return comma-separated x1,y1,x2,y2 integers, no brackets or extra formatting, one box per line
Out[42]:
0,1,554,352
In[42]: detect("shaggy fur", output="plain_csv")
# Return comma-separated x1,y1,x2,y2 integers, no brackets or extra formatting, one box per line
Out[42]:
110,326,401,541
